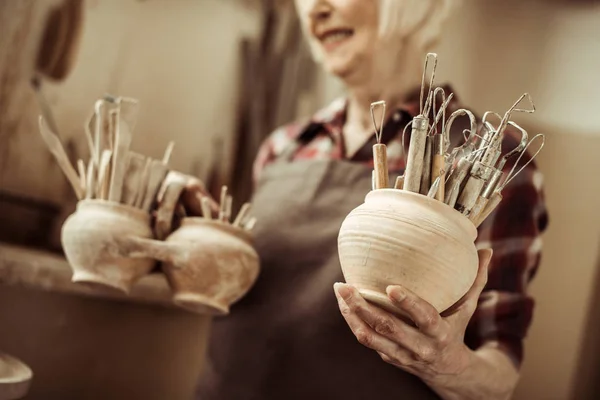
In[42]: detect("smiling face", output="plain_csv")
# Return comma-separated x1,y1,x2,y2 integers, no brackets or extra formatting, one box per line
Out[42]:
295,0,380,83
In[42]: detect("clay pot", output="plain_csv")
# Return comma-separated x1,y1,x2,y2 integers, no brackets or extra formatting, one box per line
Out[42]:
0,352,32,400
338,189,479,315
61,200,156,294
128,218,260,316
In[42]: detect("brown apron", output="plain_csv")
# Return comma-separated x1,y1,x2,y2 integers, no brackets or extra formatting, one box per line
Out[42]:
195,133,441,399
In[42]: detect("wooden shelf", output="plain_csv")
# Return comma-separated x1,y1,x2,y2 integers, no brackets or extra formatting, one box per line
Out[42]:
0,242,177,308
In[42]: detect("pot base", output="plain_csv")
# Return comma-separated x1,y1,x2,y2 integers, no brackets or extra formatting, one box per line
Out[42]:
173,292,229,316
72,271,130,295
359,289,410,318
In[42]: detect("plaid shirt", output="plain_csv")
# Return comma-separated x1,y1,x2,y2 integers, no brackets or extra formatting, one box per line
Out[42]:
253,88,549,367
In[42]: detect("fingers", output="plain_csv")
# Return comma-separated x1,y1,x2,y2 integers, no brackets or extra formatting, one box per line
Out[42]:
334,283,434,356
385,285,445,339
334,284,404,356
159,171,218,217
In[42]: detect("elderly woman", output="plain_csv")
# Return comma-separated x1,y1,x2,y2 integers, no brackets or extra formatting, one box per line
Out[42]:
185,0,548,399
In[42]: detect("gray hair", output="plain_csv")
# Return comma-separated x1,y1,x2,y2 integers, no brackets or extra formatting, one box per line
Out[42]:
297,0,460,63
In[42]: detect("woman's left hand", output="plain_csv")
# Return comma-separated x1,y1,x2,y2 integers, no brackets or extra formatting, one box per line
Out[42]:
333,249,493,384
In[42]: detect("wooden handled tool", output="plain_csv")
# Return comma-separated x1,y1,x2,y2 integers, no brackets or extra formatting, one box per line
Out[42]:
108,108,133,202
38,116,84,199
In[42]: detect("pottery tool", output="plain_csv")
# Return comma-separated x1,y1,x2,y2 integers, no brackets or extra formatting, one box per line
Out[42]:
201,197,213,220
37,116,84,199
77,159,87,195
495,121,529,170
472,133,545,227
31,77,62,139
233,202,252,227
163,141,175,165
108,107,133,203
394,175,405,190
134,157,153,208
219,186,228,222
83,110,97,163
243,217,257,231
140,160,169,212
455,161,495,215
370,101,389,189
117,96,140,134
468,168,503,224
480,93,535,167
96,150,113,200
93,100,106,165
469,120,528,221
120,152,147,206
85,160,95,199
428,89,454,200
420,136,432,195
224,195,233,222
403,53,437,193
427,176,442,198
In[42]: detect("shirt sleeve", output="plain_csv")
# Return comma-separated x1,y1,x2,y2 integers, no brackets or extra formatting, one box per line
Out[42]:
465,132,549,367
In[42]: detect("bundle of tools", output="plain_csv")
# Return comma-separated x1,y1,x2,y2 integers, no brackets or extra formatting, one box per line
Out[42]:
36,92,172,212
34,90,257,232
201,185,256,231
370,53,545,228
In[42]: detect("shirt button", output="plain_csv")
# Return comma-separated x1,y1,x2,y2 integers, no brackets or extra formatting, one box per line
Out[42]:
393,112,401,122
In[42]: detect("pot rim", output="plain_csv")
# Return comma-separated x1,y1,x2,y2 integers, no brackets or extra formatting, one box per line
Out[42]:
75,199,151,222
179,217,254,244
365,189,477,238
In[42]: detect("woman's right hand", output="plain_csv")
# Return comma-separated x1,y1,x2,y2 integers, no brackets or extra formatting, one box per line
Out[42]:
153,171,220,239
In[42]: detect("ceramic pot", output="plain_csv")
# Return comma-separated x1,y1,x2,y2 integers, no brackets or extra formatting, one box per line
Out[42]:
338,189,479,315
0,352,32,400
61,200,156,294
127,218,260,316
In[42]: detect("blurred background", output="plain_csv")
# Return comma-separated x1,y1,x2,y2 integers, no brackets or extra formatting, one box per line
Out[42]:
0,0,599,398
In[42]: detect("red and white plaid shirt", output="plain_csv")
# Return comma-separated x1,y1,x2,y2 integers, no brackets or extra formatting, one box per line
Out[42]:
253,88,549,366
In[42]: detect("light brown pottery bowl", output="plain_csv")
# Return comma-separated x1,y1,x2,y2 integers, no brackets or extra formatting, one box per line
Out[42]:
338,189,479,316
129,218,260,316
60,200,156,294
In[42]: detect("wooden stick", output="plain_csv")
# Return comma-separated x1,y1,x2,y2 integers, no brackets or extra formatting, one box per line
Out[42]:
431,134,446,201
120,152,146,206
96,150,113,200
468,196,489,224
108,108,133,202
420,137,432,195
372,144,389,189
93,100,104,167
140,160,169,211
218,186,228,222
162,141,175,166
37,116,84,199
233,203,251,227
200,196,213,220
394,175,404,190
473,191,503,227
224,195,233,222
77,159,87,195
86,159,95,199
84,110,97,166
403,116,429,193
134,157,153,208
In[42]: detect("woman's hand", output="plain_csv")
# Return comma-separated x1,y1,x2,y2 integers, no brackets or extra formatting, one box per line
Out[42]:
333,249,493,384
153,171,220,239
